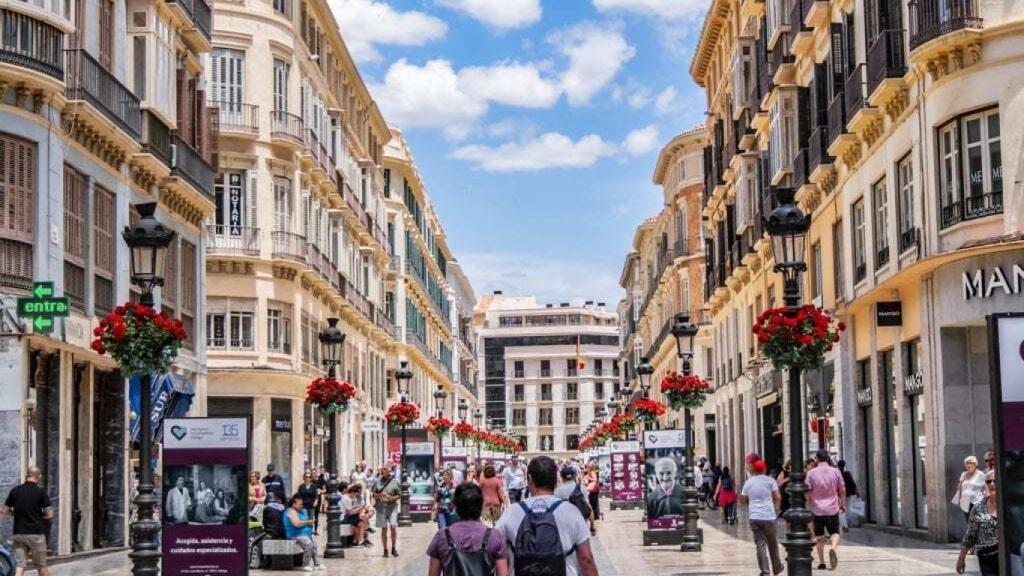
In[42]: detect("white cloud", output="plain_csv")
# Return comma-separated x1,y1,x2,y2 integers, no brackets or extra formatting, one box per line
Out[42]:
458,62,561,108
549,22,635,106
654,86,678,115
460,252,622,306
451,132,618,172
622,125,660,156
368,59,486,140
329,0,447,62
627,87,652,109
486,118,538,138
436,0,542,30
592,0,708,19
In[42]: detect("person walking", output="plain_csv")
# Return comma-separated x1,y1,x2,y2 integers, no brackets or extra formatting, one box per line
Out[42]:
502,456,527,504
740,460,783,576
585,463,601,525
776,461,791,513
435,469,457,529
297,472,320,534
285,494,324,571
952,455,986,521
2,467,54,576
806,449,846,570
262,463,285,497
372,465,402,557
495,456,599,576
715,466,737,524
478,464,506,525
555,467,594,536
836,460,858,532
956,470,999,576
426,483,510,576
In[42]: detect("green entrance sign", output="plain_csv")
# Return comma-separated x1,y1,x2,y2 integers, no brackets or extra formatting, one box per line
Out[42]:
17,282,71,334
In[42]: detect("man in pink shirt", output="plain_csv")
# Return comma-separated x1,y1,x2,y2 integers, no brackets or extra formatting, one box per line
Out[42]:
805,449,846,570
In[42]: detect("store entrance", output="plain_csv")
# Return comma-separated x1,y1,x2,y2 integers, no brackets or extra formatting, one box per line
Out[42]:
760,401,783,475
93,369,125,548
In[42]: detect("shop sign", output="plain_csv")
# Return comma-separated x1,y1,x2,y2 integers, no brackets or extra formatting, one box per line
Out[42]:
903,371,924,396
272,417,291,432
16,282,70,333
362,421,382,433
876,302,903,327
856,386,873,407
962,264,1024,301
754,371,778,398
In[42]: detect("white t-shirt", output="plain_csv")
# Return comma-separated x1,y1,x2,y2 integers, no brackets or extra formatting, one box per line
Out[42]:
341,494,360,515
742,475,780,521
496,494,591,576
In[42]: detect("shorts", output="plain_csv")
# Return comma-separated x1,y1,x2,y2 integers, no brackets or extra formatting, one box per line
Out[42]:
375,505,398,528
342,514,361,525
812,514,840,537
13,534,48,568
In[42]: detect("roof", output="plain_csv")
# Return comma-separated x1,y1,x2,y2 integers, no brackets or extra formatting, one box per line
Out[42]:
689,0,733,88
652,125,708,185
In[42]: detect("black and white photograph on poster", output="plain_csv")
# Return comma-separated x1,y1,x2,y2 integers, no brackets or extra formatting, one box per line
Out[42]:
163,464,248,526
991,314,1024,575
406,442,436,513
643,430,688,530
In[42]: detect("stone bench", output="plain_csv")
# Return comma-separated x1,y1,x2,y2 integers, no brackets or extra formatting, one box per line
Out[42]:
261,539,304,570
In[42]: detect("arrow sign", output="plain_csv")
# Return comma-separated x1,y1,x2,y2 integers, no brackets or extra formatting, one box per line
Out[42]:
33,316,53,332
33,282,54,299
17,282,71,334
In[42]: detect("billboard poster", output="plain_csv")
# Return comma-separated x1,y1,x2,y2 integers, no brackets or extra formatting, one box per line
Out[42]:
162,417,250,576
643,429,688,530
441,446,468,473
406,442,436,513
610,440,643,503
990,315,1024,576
597,447,612,494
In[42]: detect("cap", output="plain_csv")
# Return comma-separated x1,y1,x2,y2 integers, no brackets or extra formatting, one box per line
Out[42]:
560,467,577,480
267,463,276,471
752,460,767,474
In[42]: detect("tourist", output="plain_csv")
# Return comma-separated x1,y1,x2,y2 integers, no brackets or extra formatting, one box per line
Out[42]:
297,472,320,534
585,463,601,525
715,466,737,524
262,463,285,497
248,471,266,514
341,484,372,547
285,494,324,571
555,466,594,535
495,456,598,576
806,449,846,570
952,455,987,521
2,467,54,576
776,461,792,513
740,460,783,576
372,465,401,557
836,460,858,532
956,470,999,576
435,469,457,529
502,456,527,504
426,483,509,576
478,464,506,525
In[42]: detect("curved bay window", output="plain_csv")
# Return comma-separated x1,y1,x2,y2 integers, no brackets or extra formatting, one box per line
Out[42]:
938,108,1002,229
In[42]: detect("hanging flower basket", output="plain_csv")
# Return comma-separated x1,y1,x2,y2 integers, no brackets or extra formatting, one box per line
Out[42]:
660,371,711,410
91,301,185,376
453,422,476,442
631,398,666,424
752,305,845,371
306,377,356,415
427,416,453,438
579,437,594,451
611,412,637,432
385,402,420,426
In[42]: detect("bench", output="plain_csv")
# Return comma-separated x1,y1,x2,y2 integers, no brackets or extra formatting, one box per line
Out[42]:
261,539,304,570
339,523,354,546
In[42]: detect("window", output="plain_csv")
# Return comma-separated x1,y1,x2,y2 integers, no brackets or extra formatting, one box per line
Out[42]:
680,276,690,317
565,358,577,377
736,156,758,231
512,409,526,426
229,310,254,349
832,219,844,300
594,359,603,376
210,49,244,110
540,383,552,401
896,153,916,251
272,59,289,112
273,0,291,18
514,360,524,378
939,109,1002,228
513,384,524,402
811,242,822,304
566,434,580,450
675,203,688,253
267,303,292,354
63,165,86,311
853,199,867,283
540,359,550,377
769,89,797,181
595,381,605,400
566,407,579,425
273,176,291,232
566,382,578,400
872,177,889,269
98,0,114,69
539,408,553,426
180,240,196,347
207,299,256,351
162,238,177,318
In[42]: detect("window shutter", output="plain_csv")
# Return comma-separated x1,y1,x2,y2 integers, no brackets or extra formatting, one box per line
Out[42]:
210,50,222,103
829,23,844,97
302,190,311,238
246,170,258,228
798,86,812,143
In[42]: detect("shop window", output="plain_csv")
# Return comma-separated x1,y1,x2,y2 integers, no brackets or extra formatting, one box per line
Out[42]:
938,108,1002,228
872,177,890,269
852,198,867,283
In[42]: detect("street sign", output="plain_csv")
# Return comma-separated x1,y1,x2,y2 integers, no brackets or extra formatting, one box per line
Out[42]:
16,282,70,334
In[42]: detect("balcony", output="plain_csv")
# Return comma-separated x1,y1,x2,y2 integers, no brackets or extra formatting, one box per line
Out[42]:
789,0,814,55
844,64,867,122
1,9,63,81
304,129,335,177
206,225,260,256
826,92,846,148
340,276,372,319
866,30,907,99
64,49,141,139
171,135,214,197
759,52,773,101
373,306,396,338
792,147,809,189
807,125,832,176
908,0,982,52
270,110,304,146
271,230,307,262
876,244,891,269
940,191,1003,229
768,43,794,85
140,111,172,167
899,227,919,253
210,101,258,135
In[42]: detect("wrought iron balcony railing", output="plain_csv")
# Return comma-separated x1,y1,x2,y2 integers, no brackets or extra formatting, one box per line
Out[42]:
844,64,867,121
270,109,304,144
866,29,907,98
65,49,141,139
940,191,1003,229
909,0,982,51
1,9,63,80
210,100,259,134
271,230,307,262
206,225,260,256
171,135,214,197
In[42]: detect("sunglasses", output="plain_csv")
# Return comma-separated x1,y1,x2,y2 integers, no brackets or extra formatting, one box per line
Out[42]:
986,479,995,485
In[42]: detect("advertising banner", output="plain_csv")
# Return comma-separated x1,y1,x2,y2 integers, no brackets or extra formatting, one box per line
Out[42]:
162,417,250,576
989,314,1024,575
610,440,643,503
643,429,688,530
441,446,468,473
406,442,436,513
597,447,612,494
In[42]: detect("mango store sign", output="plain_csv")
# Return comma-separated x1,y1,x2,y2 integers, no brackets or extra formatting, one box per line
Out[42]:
963,264,1024,300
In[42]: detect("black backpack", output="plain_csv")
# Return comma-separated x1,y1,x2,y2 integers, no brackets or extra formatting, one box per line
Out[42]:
443,527,495,576
567,484,592,520
512,500,574,576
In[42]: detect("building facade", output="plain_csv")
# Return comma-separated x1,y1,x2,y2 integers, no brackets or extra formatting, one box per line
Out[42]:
690,0,1024,542
476,294,620,459
448,261,480,414
203,0,396,488
619,126,711,454
0,0,214,554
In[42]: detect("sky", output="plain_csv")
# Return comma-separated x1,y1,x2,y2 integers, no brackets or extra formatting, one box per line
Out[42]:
329,0,711,307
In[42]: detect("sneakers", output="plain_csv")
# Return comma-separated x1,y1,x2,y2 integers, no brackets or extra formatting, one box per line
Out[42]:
314,565,327,572
302,566,314,572
361,540,373,547
829,549,838,570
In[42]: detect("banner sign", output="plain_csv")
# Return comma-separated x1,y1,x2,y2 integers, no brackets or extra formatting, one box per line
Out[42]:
406,442,436,513
130,373,195,443
643,430,688,530
441,446,468,472
597,447,611,494
989,314,1024,575
610,440,642,502
162,417,250,576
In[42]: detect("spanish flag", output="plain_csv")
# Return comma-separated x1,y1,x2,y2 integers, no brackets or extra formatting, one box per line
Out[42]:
576,334,586,369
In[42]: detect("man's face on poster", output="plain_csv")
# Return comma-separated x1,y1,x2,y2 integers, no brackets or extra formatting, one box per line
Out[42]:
176,477,185,488
655,458,676,492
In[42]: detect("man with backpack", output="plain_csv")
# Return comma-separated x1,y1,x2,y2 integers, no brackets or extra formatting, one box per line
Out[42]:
426,483,509,576
495,456,599,576
554,467,593,535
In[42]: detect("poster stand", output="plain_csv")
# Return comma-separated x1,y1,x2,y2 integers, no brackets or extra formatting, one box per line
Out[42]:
405,442,436,523
641,429,687,546
609,440,643,511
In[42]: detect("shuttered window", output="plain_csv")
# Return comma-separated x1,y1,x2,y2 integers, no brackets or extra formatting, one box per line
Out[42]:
98,0,114,70
93,184,115,316
162,238,178,318
63,164,87,311
273,176,291,231
0,133,35,291
180,239,196,348
210,49,244,110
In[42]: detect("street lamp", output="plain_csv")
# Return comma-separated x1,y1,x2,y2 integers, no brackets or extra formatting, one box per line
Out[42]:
123,202,173,576
318,318,346,558
473,408,483,461
670,313,701,553
394,360,414,527
433,384,448,419
458,398,469,447
765,187,813,576
637,357,654,399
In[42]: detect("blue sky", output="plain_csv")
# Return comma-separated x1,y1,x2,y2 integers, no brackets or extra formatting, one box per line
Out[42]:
330,0,710,306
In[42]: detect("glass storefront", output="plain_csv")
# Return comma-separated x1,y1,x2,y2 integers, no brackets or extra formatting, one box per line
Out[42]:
271,399,293,490
880,349,901,525
904,339,928,529
856,359,875,523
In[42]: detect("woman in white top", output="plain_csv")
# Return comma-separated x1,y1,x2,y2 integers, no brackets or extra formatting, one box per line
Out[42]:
951,455,987,520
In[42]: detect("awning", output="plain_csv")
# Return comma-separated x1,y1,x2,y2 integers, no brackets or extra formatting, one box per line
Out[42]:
130,373,196,443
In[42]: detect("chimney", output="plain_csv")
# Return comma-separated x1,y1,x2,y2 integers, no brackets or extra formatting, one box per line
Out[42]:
560,302,570,308
598,302,605,307
584,300,594,306
546,304,553,308
493,290,503,295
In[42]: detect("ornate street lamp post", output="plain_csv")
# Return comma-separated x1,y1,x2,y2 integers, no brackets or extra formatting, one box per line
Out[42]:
318,318,346,558
458,398,468,447
473,408,483,461
123,203,174,576
394,360,414,527
670,313,701,553
636,357,654,431
433,384,447,467
765,188,813,576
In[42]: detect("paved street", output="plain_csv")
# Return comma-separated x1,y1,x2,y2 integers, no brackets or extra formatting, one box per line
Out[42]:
47,502,977,576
